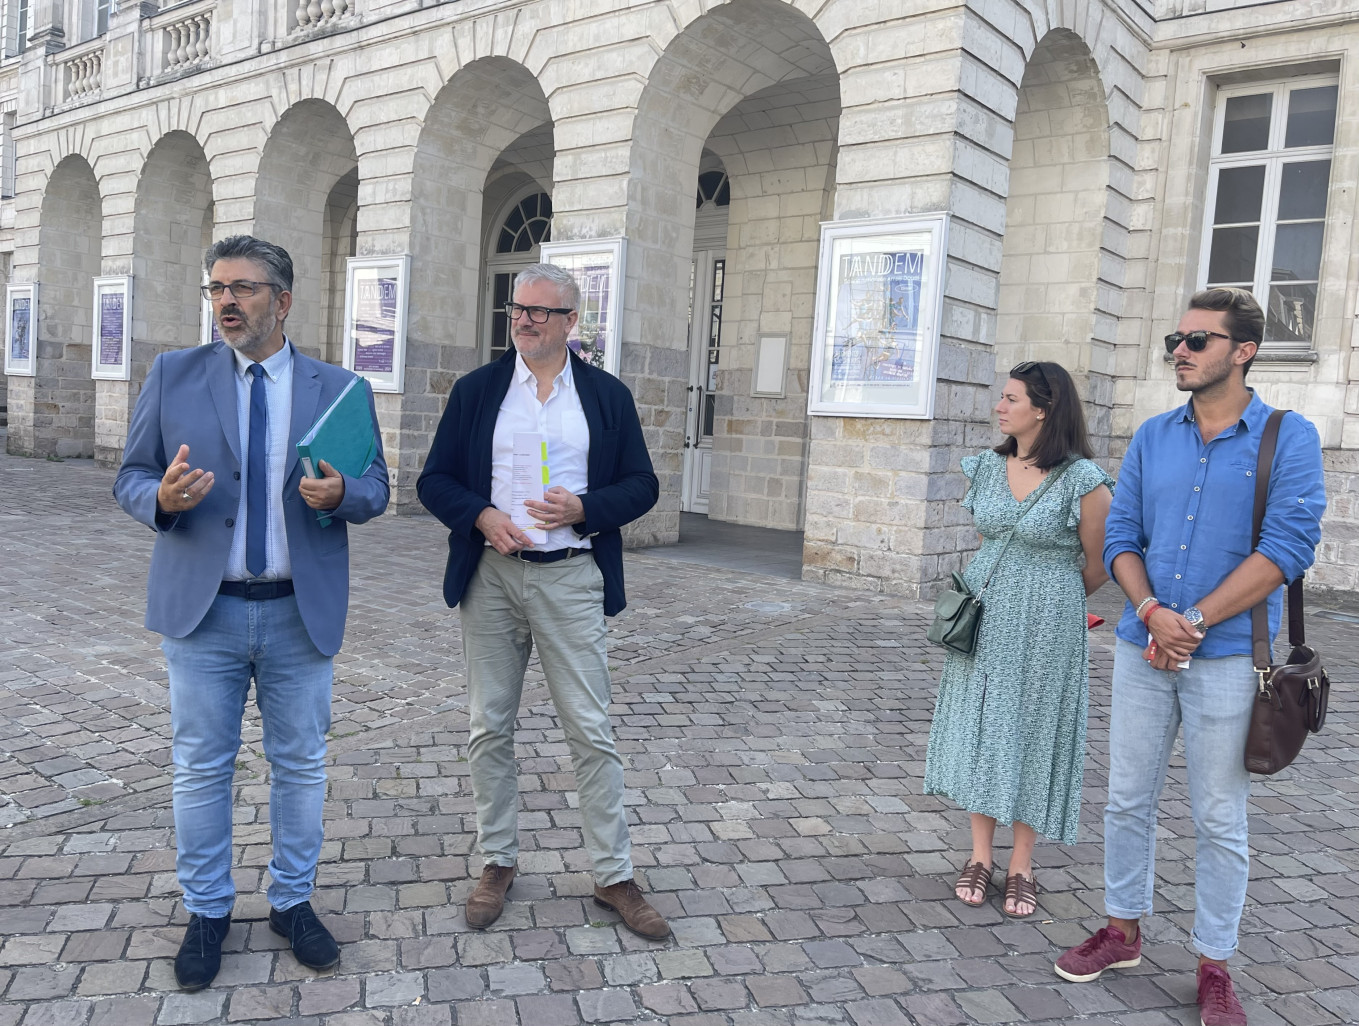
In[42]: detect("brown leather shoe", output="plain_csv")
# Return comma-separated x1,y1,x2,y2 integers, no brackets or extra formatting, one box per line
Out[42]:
593,879,670,940
465,864,515,929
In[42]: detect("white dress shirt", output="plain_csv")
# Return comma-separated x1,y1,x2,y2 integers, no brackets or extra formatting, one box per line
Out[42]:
224,342,294,580
490,352,591,552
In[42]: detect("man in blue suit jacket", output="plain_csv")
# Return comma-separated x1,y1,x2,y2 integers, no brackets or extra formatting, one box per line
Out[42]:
114,236,389,991
417,263,667,938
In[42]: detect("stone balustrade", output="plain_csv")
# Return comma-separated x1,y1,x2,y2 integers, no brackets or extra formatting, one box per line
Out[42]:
294,0,352,33
57,49,103,105
162,7,213,73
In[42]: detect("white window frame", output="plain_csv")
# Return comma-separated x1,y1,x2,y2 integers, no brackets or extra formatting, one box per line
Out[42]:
4,0,30,57
1,109,14,199
1198,74,1339,355
481,185,553,364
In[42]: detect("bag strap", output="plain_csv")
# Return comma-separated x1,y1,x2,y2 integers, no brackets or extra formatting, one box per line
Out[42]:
978,457,1076,598
1249,410,1305,670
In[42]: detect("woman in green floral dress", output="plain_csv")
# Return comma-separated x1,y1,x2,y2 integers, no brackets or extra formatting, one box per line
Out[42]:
924,361,1114,917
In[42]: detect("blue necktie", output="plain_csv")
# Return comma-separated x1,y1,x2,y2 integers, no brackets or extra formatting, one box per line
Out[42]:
246,363,268,577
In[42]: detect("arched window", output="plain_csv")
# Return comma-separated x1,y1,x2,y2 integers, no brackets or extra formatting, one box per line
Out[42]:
695,170,730,208
485,190,554,361
496,191,553,253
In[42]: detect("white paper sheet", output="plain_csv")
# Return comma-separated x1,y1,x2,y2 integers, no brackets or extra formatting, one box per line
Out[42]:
512,432,549,546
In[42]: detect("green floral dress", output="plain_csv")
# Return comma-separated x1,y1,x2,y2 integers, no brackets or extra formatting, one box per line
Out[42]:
923,449,1114,845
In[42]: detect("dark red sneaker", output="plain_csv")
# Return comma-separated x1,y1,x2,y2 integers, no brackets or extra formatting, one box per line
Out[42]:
1054,925,1142,982
1197,963,1247,1026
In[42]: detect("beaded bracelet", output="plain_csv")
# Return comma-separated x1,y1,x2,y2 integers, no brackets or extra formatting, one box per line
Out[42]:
1135,596,1160,623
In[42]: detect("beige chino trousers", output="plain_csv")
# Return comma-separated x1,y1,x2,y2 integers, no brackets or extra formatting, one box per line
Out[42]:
459,549,633,886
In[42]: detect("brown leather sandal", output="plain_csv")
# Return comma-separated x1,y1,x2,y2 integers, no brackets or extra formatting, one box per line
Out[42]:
954,861,993,907
1003,872,1039,918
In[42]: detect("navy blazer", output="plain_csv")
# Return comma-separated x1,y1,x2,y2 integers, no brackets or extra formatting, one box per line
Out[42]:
114,342,391,657
417,349,658,616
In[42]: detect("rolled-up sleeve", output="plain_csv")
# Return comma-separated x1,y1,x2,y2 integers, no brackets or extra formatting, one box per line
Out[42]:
1256,414,1326,583
1102,429,1146,579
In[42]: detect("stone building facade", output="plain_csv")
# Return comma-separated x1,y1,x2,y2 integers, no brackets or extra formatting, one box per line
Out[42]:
1,0,1356,601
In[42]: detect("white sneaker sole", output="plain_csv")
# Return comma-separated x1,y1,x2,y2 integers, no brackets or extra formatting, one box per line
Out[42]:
1054,954,1141,983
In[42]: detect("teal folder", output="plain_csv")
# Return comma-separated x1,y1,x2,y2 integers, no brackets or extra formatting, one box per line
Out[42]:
295,377,378,527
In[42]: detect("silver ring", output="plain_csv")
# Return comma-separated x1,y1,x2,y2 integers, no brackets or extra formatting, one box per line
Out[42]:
181,490,191,501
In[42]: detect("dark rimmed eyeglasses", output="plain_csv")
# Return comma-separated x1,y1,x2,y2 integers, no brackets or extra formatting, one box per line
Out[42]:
505,302,574,324
1164,330,1233,354
200,280,280,301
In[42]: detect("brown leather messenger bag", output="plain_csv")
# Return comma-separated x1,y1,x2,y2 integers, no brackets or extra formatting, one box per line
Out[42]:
1242,409,1330,775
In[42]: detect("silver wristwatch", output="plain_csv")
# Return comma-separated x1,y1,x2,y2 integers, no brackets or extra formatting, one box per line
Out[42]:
1183,606,1207,631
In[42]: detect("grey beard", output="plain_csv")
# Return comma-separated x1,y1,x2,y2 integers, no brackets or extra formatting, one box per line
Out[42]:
219,314,275,357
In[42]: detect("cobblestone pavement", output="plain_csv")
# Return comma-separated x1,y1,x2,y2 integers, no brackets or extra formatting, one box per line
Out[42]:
1,450,1356,1026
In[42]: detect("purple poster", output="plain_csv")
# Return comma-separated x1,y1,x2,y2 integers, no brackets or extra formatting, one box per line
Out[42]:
353,272,396,374
829,250,922,385
9,296,29,361
99,291,124,367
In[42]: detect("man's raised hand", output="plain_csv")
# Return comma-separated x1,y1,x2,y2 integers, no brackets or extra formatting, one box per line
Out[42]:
157,444,214,513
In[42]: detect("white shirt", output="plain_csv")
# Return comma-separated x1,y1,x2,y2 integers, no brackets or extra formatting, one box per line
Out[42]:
224,342,293,580
490,352,591,552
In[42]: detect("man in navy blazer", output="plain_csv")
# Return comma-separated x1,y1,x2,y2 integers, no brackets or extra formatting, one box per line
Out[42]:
114,236,389,990
417,263,666,938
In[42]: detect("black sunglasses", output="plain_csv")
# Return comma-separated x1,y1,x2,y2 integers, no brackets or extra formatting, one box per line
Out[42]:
1164,330,1233,354
1011,361,1048,386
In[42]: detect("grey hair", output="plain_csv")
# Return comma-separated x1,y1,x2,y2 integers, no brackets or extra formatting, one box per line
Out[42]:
513,263,580,311
204,236,294,292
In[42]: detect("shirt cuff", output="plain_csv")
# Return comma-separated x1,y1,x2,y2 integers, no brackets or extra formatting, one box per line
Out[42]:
1102,541,1142,581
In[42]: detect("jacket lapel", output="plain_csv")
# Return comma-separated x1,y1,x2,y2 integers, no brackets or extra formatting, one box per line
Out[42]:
571,353,606,486
206,343,242,465
287,345,322,481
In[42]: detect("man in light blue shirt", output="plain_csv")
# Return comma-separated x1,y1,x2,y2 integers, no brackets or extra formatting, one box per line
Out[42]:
115,237,389,991
1053,289,1325,1026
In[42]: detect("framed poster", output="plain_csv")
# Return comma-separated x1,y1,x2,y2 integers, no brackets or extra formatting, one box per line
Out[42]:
92,276,133,380
806,214,950,419
4,282,37,377
539,237,625,377
343,255,409,393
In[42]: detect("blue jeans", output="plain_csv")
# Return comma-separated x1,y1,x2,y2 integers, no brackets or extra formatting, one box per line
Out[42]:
1104,639,1256,960
459,550,632,886
162,593,332,917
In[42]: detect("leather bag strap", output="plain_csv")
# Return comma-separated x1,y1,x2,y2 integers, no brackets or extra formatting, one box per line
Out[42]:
978,457,1075,598
1250,410,1305,669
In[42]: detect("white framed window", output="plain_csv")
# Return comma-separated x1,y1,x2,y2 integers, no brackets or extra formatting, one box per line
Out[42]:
482,189,553,364
96,0,110,35
5,0,30,56
1,110,15,199
1199,75,1338,353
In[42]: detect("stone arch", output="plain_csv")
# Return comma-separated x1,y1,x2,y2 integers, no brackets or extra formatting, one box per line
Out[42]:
33,155,102,459
405,56,552,459
623,0,840,538
320,166,358,366
133,130,214,359
994,28,1115,455
255,99,359,362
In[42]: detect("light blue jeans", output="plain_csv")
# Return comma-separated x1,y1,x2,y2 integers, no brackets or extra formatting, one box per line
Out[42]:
162,593,332,917
459,550,632,886
1104,639,1256,960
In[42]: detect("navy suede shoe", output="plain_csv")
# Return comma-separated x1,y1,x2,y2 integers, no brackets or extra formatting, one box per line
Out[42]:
269,901,340,970
174,913,232,991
